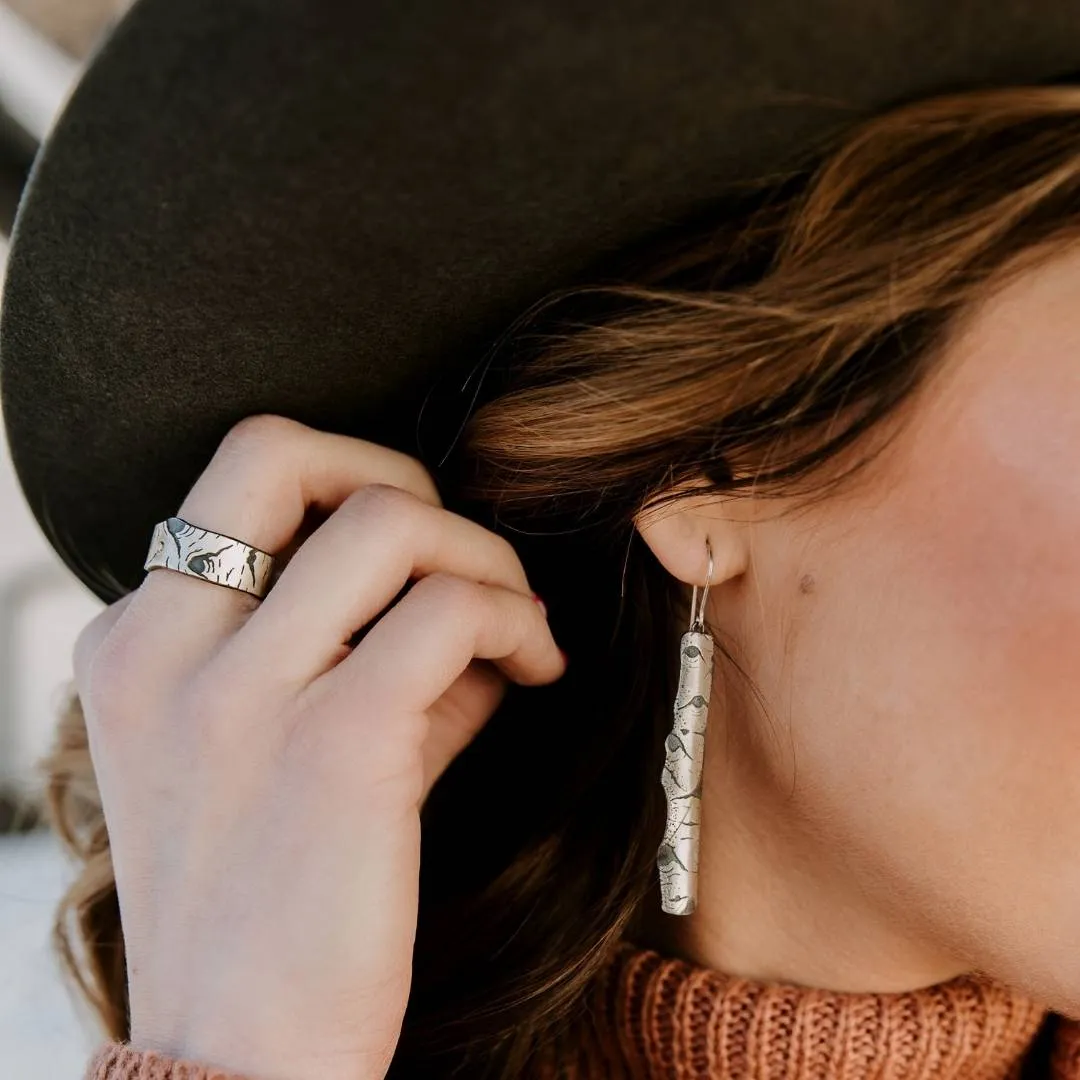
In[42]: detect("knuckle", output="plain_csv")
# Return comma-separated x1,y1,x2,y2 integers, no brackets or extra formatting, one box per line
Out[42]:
489,530,529,576
205,415,300,506
169,655,277,762
179,666,243,746
178,659,228,718
221,413,302,455
341,481,418,527
414,570,485,618
193,640,274,717
398,457,444,507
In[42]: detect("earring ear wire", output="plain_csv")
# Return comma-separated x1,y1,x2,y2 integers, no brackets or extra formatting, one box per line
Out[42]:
656,535,716,915
689,537,713,633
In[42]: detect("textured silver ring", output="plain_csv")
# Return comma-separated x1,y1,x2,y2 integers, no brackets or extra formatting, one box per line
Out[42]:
143,516,276,600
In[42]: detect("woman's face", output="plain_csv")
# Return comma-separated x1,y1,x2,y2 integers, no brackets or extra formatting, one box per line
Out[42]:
648,242,1080,1011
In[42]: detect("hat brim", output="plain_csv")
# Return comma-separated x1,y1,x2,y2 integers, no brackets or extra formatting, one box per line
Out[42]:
4,0,1080,603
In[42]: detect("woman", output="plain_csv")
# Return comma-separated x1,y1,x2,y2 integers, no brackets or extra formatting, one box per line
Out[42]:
46,83,1080,1079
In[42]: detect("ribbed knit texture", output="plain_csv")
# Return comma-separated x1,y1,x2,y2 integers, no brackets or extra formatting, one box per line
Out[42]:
535,941,1072,1078
82,941,1080,1079
84,1041,251,1079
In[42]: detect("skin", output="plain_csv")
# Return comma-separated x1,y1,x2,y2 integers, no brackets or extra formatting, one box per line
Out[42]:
73,243,1080,1078
632,241,1080,1016
72,414,566,1079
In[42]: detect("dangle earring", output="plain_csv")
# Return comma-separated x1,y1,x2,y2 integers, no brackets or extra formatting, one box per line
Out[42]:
656,536,715,915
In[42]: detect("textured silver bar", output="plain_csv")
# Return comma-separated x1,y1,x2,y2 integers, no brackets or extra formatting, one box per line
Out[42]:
143,516,275,599
657,628,714,915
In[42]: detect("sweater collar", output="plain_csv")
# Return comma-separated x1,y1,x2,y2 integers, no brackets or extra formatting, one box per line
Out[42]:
554,940,1080,1080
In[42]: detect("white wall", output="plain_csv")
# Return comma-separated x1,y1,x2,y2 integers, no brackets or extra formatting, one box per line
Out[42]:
0,7,155,1074
0,226,111,1079
0,831,101,1074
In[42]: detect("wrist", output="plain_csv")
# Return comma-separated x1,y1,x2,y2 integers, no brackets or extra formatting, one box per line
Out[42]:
129,1025,392,1080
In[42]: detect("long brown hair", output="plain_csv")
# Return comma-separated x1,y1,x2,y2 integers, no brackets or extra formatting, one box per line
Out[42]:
41,84,1080,1078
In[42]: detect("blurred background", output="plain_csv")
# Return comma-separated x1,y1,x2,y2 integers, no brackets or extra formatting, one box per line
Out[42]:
1,2,132,1075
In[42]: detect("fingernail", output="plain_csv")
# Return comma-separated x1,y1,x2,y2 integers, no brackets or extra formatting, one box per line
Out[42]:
531,593,548,618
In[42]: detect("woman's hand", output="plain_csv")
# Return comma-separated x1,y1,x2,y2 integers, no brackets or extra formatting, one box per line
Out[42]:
70,414,567,1080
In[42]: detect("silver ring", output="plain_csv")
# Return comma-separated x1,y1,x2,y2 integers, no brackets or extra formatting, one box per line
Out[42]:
143,516,276,599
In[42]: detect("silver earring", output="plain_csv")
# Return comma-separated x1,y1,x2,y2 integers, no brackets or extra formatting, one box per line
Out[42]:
656,537,715,915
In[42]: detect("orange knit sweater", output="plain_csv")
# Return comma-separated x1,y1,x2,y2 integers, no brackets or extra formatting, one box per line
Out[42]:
83,940,1080,1079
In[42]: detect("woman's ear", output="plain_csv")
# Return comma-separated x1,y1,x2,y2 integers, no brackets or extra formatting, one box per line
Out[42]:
633,486,750,589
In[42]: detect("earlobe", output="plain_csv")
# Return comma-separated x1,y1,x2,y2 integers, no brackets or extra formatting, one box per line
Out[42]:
634,494,749,589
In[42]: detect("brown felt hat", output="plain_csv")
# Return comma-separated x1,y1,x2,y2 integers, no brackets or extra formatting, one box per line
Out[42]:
3,0,1080,609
